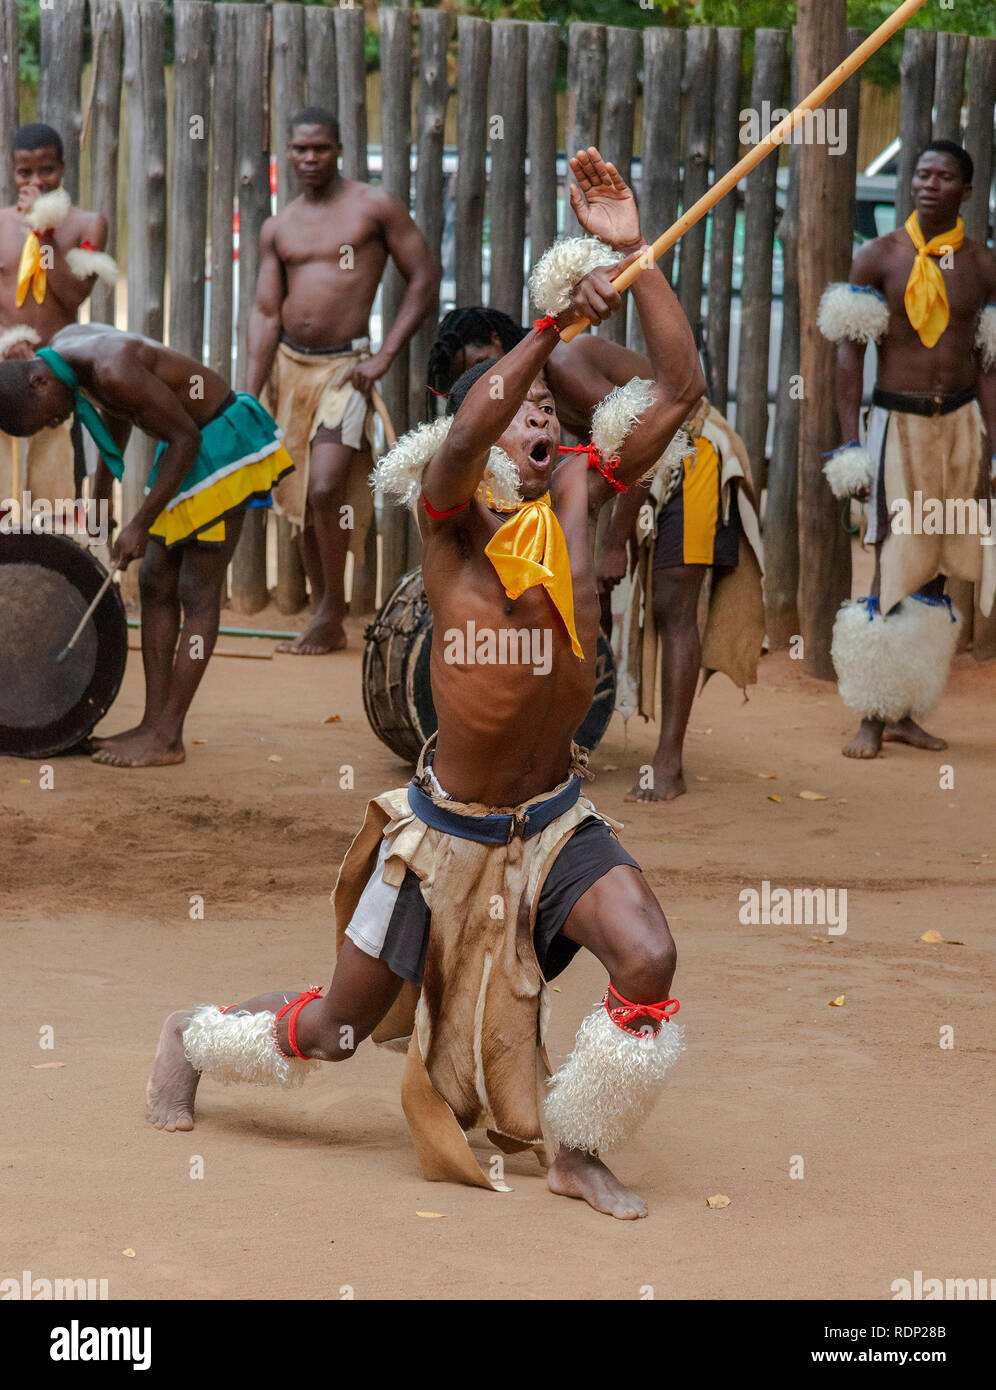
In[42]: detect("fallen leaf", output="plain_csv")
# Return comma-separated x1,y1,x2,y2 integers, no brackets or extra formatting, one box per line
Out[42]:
768,794,782,803
191,739,207,745
552,986,561,992
945,940,964,946
415,1211,446,1219
706,1194,731,1209
920,930,943,944
601,763,618,772
810,936,830,944
757,772,777,780
31,1061,65,1069
798,791,828,801
829,995,845,1007
695,776,710,782
267,754,282,763
837,798,848,804
18,778,31,784
323,714,341,724
122,1249,136,1258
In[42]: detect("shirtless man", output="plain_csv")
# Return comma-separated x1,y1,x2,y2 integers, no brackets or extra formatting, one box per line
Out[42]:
820,141,996,759
428,311,764,803
146,151,705,1220
246,108,438,653
0,123,112,507
0,324,291,766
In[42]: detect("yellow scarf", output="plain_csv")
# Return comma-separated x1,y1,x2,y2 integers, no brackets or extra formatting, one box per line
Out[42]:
484,492,584,659
16,229,47,307
903,212,963,348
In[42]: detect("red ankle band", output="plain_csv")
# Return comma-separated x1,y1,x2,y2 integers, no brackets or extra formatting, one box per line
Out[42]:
604,983,679,1038
272,986,324,1059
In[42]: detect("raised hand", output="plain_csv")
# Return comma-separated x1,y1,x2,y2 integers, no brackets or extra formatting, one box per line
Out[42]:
568,148,644,252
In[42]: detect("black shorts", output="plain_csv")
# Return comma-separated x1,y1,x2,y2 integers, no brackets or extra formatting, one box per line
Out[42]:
654,439,740,571
350,817,640,987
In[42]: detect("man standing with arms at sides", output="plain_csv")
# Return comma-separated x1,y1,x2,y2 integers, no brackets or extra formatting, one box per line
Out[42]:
820,141,996,759
246,109,438,653
0,123,115,508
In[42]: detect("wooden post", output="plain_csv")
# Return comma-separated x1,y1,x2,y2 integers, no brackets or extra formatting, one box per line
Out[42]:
87,0,123,327
733,29,786,496
526,22,559,284
38,0,86,198
600,26,639,346
896,29,936,226
409,8,448,422
305,3,337,115
764,33,800,650
705,27,742,414
378,5,413,595
676,26,715,339
633,28,683,352
208,5,238,384
229,0,271,614
966,38,996,656
455,15,491,305
168,2,212,360
270,2,307,616
335,5,368,182
121,0,167,597
932,32,968,142
564,23,604,216
487,20,528,322
797,0,852,682
0,0,19,207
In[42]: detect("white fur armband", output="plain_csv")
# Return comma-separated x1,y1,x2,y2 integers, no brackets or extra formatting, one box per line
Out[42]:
818,283,890,346
182,1005,319,1088
528,236,620,316
976,304,996,372
591,378,656,460
0,324,40,359
544,1003,685,1153
66,246,119,285
823,444,874,500
370,415,521,511
24,187,71,234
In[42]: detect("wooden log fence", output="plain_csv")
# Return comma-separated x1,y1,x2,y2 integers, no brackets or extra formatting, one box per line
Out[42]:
1,5,992,665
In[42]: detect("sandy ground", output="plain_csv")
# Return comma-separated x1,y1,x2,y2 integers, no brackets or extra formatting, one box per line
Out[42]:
2,600,993,1303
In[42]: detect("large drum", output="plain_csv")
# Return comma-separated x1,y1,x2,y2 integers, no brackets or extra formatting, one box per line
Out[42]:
0,532,128,758
363,567,616,765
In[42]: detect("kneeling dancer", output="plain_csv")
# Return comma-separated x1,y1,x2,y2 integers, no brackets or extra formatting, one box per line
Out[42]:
147,151,703,1219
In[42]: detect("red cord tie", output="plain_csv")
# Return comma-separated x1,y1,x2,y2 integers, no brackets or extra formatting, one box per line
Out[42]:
272,985,324,1059
427,384,451,398
558,441,627,493
421,488,470,518
533,314,558,334
79,239,96,252
604,983,680,1038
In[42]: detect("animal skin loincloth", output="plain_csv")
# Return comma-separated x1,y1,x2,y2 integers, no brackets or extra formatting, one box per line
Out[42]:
332,740,622,1190
264,340,377,561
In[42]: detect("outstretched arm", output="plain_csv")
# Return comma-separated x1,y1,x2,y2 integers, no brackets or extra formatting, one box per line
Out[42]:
566,150,705,491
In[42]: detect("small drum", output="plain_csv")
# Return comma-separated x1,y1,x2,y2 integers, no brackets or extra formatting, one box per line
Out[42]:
0,532,128,758
362,566,616,765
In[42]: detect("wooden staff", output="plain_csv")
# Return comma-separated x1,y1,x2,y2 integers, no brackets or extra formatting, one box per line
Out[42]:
560,0,929,342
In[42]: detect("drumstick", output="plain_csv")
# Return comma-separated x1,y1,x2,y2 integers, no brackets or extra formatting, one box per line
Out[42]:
55,561,119,664
559,0,929,343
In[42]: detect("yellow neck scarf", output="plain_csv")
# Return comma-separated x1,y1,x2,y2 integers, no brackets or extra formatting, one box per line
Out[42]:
484,492,584,660
903,212,963,348
16,230,48,307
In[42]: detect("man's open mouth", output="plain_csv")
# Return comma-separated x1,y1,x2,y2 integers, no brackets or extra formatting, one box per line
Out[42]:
528,440,550,467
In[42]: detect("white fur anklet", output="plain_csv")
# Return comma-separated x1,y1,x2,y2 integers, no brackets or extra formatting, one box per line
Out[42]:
976,304,996,372
182,1005,319,1088
831,596,962,722
544,1003,685,1153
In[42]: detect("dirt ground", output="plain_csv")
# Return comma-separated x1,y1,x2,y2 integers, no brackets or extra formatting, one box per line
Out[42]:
2,599,993,1303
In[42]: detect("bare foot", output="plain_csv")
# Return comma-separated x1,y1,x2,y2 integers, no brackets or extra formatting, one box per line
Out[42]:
275,613,347,655
547,1146,648,1219
624,768,686,803
90,721,152,752
146,1010,200,1132
842,718,883,759
91,727,185,768
883,717,947,751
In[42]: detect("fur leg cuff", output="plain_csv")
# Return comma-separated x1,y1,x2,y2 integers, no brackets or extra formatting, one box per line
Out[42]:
818,282,890,346
66,246,119,285
823,444,873,500
831,597,961,722
544,1004,685,1153
976,304,996,372
528,236,620,317
182,1005,320,1088
0,324,40,359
